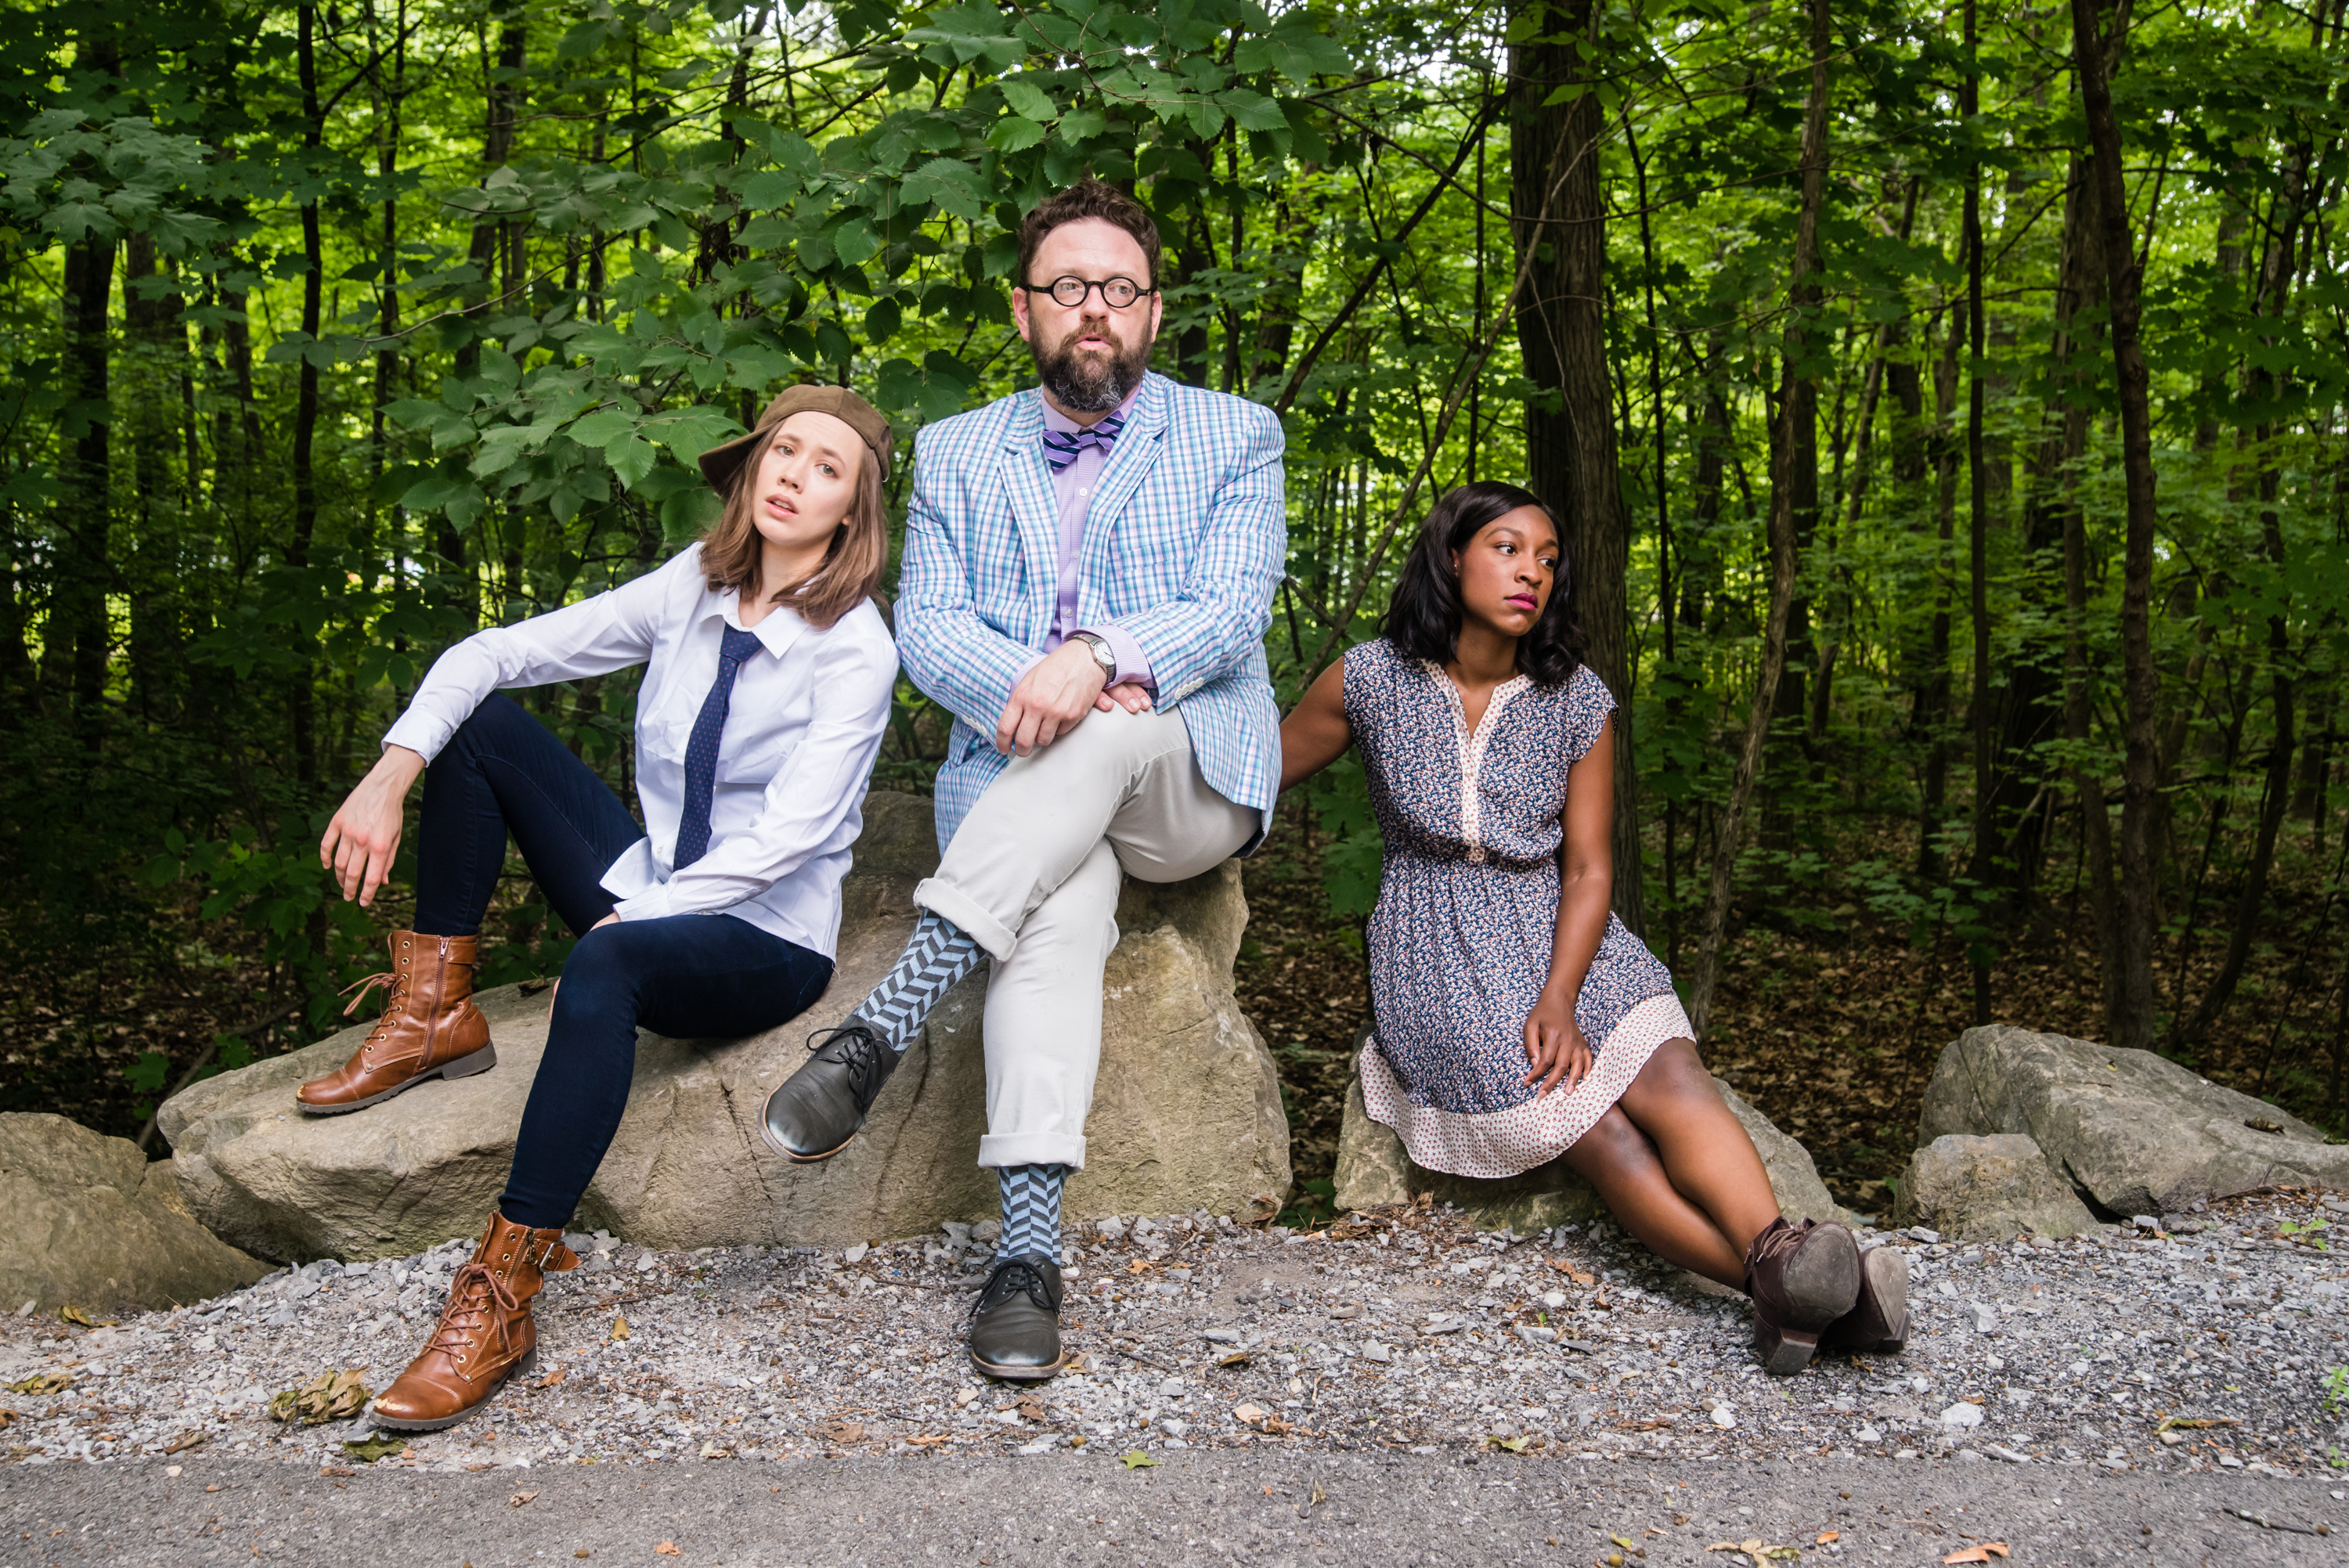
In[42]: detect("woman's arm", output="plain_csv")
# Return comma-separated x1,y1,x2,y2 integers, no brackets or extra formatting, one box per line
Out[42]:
1278,658,1352,792
319,552,680,907
1522,715,1616,1097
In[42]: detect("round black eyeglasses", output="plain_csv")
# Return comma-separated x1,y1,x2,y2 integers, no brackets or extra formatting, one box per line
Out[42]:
1022,275,1154,309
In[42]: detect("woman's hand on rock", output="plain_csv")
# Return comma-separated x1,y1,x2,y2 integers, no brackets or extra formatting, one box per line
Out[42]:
320,745,426,907
1521,989,1589,1098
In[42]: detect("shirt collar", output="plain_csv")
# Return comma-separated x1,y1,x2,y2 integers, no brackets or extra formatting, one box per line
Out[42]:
1037,383,1142,438
708,586,805,658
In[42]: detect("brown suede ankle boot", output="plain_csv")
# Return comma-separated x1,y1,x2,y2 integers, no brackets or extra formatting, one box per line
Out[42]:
1745,1217,1861,1376
368,1211,578,1432
298,932,495,1114
1820,1243,1911,1355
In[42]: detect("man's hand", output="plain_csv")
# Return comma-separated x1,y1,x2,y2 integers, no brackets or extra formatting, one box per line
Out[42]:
995,640,1110,755
320,745,428,907
1095,681,1153,715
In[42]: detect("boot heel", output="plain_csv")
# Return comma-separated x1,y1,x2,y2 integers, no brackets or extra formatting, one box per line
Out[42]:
439,1044,498,1080
1754,1321,1820,1376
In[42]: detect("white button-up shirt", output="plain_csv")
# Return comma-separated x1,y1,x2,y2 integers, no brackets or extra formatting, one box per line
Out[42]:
382,543,897,959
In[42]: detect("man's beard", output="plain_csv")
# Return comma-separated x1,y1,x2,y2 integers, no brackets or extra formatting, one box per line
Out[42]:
1032,316,1149,413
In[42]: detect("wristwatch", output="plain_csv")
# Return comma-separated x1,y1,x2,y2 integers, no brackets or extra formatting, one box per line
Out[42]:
1070,632,1117,679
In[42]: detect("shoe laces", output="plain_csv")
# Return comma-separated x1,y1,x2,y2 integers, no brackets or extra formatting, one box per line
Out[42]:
422,1260,521,1369
805,1022,889,1102
971,1255,1056,1318
341,968,410,1053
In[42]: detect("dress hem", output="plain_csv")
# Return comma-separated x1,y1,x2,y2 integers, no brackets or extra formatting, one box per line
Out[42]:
1359,992,1695,1181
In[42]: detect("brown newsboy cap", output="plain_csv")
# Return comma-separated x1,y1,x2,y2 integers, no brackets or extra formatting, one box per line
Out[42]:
697,384,894,496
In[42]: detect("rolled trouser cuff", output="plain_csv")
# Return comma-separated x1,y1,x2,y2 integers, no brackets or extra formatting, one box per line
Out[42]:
913,878,1019,962
978,1131,1087,1170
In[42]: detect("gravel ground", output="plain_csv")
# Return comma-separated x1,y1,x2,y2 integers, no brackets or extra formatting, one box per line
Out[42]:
3,1188,2345,1495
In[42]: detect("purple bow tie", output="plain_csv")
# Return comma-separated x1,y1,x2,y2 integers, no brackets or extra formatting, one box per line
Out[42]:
1041,410,1127,473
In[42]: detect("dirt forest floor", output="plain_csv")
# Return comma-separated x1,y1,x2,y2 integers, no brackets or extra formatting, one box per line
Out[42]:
1,822,2340,1213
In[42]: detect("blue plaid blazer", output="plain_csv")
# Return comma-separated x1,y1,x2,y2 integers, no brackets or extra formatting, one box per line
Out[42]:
897,371,1287,852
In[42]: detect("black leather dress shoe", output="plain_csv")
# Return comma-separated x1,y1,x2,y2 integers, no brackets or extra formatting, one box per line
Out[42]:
759,1020,900,1162
967,1253,1066,1381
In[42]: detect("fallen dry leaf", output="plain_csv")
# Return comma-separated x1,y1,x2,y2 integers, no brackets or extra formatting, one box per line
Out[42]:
534,1368,566,1390
1941,1547,2011,1564
1218,1351,1251,1368
655,1544,681,1557
608,1315,630,1343
268,1369,371,1426
821,1419,865,1444
1232,1402,1268,1426
1120,1449,1158,1469
163,1430,207,1455
510,1491,539,1507
5,1373,70,1397
1817,1532,1840,1545
906,1434,951,1447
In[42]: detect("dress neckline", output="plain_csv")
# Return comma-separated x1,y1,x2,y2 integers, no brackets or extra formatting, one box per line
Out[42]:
1420,660,1530,864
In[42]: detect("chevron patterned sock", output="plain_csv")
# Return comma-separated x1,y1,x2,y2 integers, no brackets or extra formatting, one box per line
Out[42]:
856,910,982,1051
995,1163,1070,1263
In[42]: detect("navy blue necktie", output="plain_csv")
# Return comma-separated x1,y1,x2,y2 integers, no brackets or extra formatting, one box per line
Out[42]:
1041,409,1126,472
673,624,763,871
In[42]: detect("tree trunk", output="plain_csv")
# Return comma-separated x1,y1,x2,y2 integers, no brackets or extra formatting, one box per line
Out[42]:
60,234,117,728
1964,0,1993,1023
1687,0,1832,1039
1512,0,1643,933
2068,0,2160,1052
290,2,325,790
1916,302,1962,878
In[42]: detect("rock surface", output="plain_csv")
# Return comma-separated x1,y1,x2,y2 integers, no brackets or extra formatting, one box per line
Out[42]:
0,1112,268,1314
1330,1057,1850,1231
1893,1133,2099,1242
157,792,1290,1262
1917,1025,2349,1217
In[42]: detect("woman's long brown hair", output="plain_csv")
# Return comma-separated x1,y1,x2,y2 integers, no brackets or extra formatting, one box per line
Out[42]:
698,424,886,630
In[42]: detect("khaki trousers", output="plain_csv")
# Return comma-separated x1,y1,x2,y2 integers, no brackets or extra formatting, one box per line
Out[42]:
914,706,1258,1170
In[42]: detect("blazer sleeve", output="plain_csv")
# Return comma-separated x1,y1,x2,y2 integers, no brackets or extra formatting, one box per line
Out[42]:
381,550,684,762
1094,402,1286,705
894,437,1049,734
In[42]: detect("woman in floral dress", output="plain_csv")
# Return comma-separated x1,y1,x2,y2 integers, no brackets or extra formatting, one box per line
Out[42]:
1279,481,1907,1373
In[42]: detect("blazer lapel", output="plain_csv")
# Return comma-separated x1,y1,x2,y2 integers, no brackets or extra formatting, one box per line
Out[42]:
1080,374,1171,604
996,391,1059,641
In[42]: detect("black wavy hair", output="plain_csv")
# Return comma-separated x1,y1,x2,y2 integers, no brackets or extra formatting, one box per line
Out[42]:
1380,481,1585,687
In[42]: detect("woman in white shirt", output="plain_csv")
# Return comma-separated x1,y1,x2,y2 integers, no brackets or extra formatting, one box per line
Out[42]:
305,385,900,1432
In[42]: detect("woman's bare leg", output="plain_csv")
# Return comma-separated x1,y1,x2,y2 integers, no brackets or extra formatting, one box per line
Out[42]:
1614,1037,1784,1254
1563,1105,1748,1287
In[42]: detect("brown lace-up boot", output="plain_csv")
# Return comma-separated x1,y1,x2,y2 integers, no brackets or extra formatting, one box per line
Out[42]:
368,1211,578,1432
297,932,495,1114
1745,1217,1861,1375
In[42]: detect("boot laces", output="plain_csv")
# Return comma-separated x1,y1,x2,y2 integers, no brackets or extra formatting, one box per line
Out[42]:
805,1023,889,1105
971,1255,1056,1319
341,968,411,1052
423,1260,521,1368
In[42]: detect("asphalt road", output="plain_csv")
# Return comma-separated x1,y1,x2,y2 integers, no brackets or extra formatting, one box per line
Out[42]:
0,1449,2336,1566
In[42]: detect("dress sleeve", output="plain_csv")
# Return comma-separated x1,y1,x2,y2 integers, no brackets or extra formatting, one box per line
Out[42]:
1561,665,1618,766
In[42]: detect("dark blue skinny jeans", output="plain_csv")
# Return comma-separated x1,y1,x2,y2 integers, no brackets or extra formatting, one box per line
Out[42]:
411,694,833,1230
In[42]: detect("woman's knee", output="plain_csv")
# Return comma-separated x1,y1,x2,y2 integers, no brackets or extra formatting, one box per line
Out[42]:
1568,1105,1659,1174
447,690,535,758
1629,1036,1722,1103
551,923,651,1021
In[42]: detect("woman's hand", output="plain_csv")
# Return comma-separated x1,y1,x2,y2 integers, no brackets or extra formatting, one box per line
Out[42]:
1521,986,1590,1098
319,746,427,907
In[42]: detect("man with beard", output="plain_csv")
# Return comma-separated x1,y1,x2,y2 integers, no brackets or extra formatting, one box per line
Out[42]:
760,178,1285,1379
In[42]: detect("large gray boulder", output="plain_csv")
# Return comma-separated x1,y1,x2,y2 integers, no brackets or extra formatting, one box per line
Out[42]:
1331,1056,1850,1231
0,1112,268,1314
1918,1025,2349,1217
157,792,1290,1262
1893,1133,2098,1242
